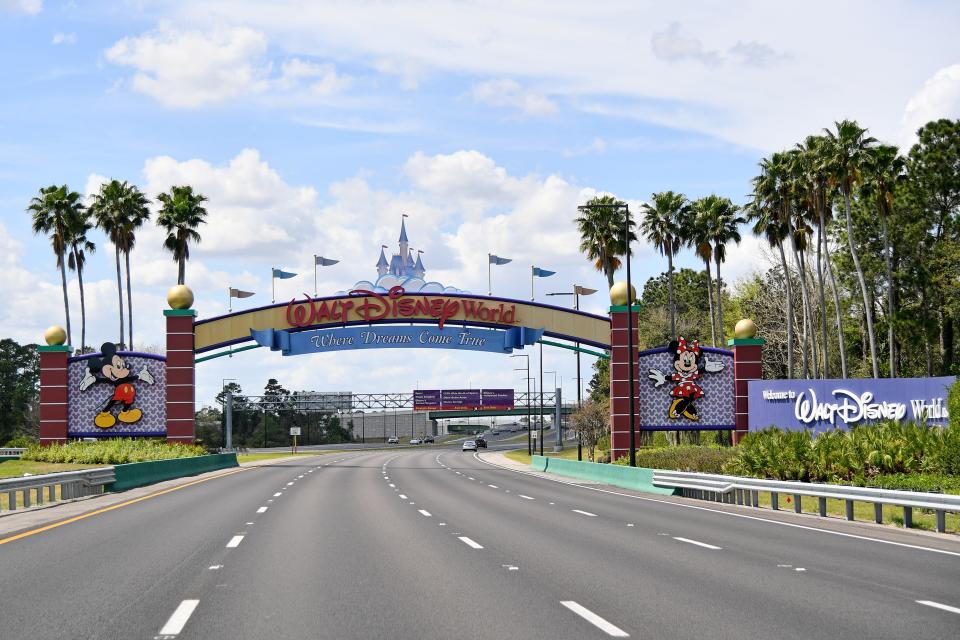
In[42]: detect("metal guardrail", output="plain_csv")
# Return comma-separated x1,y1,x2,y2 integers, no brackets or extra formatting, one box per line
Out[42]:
0,448,26,456
652,470,960,533
0,467,115,512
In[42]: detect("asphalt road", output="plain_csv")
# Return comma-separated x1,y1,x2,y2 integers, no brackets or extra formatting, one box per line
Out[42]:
1,448,959,639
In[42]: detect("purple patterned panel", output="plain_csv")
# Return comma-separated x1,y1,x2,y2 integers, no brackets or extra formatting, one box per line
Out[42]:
637,347,735,431
68,353,167,437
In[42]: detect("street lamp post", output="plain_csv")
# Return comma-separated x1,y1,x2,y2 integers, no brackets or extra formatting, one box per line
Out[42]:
511,354,531,455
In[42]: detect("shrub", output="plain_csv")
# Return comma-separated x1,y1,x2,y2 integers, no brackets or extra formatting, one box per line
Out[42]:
613,445,736,473
21,439,207,465
3,435,38,448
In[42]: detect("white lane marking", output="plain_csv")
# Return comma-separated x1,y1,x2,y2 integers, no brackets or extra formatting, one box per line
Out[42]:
158,599,200,636
298,475,304,478
560,601,629,637
226,535,244,548
273,492,282,497
519,495,535,500
389,483,396,488
246,522,254,526
572,509,598,517
459,536,483,549
409,502,416,505
473,453,960,559
286,482,295,486
549,502,555,505
267,499,273,503
795,568,806,572
399,494,408,499
455,471,462,475
208,565,222,570
439,522,446,526
627,523,635,527
468,477,475,481
257,507,268,513
418,510,432,517
917,600,960,615
488,484,499,489
672,537,721,550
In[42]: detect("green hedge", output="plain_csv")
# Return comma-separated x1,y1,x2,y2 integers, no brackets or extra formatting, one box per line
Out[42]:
613,445,735,473
21,439,208,465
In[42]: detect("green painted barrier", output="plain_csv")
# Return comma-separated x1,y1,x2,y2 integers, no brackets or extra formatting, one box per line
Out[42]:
530,456,679,496
107,453,238,492
0,455,20,461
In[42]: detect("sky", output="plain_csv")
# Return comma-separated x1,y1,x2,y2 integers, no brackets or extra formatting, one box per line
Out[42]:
1,0,959,408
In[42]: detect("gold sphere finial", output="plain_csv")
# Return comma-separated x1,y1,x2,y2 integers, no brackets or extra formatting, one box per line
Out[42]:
167,284,194,310
44,325,67,346
734,318,758,339
609,281,637,306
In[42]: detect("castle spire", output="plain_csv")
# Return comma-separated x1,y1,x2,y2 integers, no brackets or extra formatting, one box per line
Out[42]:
376,245,389,277
398,215,410,269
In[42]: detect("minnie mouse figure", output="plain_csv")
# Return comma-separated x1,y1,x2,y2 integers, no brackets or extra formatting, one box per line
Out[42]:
648,337,724,421
79,342,155,429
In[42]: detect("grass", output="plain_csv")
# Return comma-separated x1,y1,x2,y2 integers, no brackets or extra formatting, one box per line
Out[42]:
237,451,342,463
504,447,586,465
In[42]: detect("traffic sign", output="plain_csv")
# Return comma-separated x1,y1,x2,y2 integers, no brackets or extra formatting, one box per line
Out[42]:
290,427,301,436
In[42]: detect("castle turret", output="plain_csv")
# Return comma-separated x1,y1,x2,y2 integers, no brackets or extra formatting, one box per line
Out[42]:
398,218,410,268
376,247,389,277
413,252,425,279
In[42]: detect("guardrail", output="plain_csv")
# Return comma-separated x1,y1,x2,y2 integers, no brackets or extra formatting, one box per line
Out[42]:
0,448,26,456
652,470,960,533
0,467,115,512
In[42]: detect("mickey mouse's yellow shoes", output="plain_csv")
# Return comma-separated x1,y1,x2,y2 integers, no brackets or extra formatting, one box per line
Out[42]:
118,408,142,424
94,412,116,428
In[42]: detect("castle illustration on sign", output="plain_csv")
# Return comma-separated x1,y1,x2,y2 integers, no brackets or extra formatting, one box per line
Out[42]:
336,217,469,296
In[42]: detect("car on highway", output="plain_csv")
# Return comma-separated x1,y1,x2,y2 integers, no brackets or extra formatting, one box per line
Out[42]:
475,435,487,448
462,440,478,451
422,435,435,443
387,436,399,444
409,438,422,445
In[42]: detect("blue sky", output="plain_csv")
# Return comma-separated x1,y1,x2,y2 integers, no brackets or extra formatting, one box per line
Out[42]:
2,1,959,406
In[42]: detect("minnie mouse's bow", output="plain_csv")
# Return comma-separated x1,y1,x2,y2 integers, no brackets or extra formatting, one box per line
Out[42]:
677,337,701,355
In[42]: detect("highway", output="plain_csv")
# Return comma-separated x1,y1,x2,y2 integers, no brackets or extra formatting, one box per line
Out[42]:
1,447,959,639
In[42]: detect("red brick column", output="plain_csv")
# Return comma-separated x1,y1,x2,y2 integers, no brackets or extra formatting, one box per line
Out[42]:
38,345,71,445
165,309,196,443
609,306,640,461
729,338,764,445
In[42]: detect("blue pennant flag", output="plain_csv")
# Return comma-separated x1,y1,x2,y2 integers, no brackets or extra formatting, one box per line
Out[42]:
272,268,297,279
532,266,556,278
489,254,512,265
315,256,339,267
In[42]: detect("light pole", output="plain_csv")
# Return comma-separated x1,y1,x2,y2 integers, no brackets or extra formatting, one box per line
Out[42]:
576,202,635,466
511,354,531,455
546,285,598,460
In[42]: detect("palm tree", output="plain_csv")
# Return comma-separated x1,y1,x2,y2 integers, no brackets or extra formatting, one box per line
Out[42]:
708,197,745,344
688,197,720,345
862,144,905,377
28,185,84,346
824,119,880,378
156,186,208,285
575,195,636,290
90,180,137,347
64,208,96,351
117,187,151,350
640,191,689,337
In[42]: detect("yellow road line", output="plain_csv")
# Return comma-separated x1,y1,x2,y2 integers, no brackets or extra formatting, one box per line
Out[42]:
0,467,250,546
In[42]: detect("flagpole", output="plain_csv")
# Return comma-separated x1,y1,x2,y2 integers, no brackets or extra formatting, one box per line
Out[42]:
531,266,534,301
271,267,275,303
228,286,232,313
488,255,492,296
313,255,318,298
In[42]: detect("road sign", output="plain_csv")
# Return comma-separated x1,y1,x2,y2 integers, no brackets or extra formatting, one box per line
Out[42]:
290,427,301,436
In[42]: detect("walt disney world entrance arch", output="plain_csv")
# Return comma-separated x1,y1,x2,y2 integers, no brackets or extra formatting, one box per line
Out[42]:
37,280,764,459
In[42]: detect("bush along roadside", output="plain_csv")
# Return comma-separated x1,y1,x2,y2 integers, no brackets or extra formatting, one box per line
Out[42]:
613,445,736,473
21,439,208,465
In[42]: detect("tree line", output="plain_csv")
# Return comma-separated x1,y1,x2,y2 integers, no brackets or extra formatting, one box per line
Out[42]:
577,118,960,380
27,182,209,351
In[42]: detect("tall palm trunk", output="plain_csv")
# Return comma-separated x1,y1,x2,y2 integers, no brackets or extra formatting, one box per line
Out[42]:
125,250,134,351
879,215,896,377
816,216,829,377
59,251,72,346
703,259,717,346
73,247,87,351
823,220,848,377
798,247,819,379
604,253,615,291
777,241,794,378
667,248,676,337
714,255,725,343
178,255,186,285
843,193,879,377
789,241,810,378
114,244,125,348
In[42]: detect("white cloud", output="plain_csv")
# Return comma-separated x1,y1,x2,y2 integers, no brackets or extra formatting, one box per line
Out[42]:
901,63,960,146
52,32,77,45
0,0,41,14
469,78,558,116
651,22,721,67
105,24,347,108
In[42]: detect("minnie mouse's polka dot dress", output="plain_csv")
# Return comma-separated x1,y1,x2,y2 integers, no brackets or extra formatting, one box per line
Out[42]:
671,373,704,400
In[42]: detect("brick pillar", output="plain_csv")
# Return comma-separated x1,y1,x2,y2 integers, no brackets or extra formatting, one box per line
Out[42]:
165,309,197,443
729,337,764,445
38,345,71,445
609,305,640,462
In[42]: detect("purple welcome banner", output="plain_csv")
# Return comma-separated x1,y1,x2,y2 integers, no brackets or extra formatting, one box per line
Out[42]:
481,389,514,409
748,377,956,433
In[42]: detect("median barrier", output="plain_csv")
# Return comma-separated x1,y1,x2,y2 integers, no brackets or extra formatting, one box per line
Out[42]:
531,456,679,496
107,453,238,492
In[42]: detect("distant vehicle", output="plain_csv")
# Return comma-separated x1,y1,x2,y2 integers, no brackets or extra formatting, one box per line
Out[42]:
387,436,399,444
410,438,422,445
489,429,499,435
422,435,435,443
475,436,487,448
462,440,478,452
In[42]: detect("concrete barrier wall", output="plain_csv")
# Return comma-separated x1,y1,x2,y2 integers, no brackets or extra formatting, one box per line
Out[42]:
531,456,679,496
107,453,238,492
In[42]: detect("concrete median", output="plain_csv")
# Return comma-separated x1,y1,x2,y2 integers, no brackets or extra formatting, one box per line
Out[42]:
531,456,679,495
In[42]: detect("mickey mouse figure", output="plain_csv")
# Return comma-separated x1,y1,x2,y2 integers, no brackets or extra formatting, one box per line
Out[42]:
79,342,155,429
648,337,724,421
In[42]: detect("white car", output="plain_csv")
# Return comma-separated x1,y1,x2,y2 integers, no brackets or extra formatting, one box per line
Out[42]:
462,440,478,452
387,436,399,444
409,438,422,445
